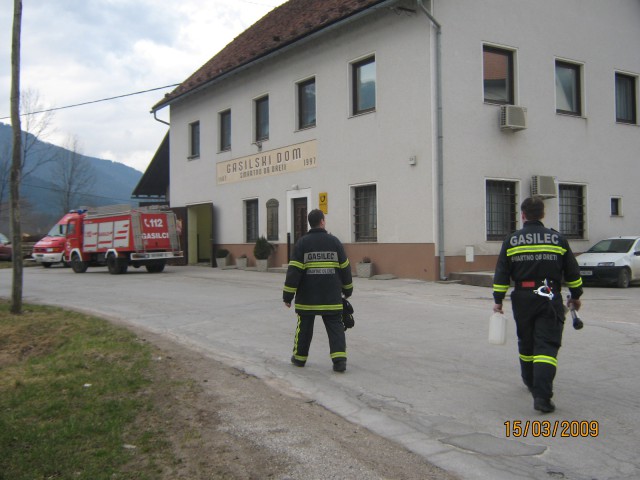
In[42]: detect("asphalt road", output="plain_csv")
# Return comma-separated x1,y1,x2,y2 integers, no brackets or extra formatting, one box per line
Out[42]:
2,265,639,480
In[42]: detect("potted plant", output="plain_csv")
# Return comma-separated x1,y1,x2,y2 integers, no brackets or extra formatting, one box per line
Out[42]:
236,253,248,270
356,256,373,278
254,236,275,272
215,248,230,268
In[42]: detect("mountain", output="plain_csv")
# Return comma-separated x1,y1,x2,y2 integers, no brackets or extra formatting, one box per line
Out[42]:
0,122,143,235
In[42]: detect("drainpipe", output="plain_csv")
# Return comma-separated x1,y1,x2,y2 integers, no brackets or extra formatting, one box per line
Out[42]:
153,110,170,126
417,0,446,281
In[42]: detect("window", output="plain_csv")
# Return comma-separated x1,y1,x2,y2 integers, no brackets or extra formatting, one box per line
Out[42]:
611,197,622,217
483,46,514,105
486,180,517,240
615,73,637,124
219,109,231,151
559,184,585,239
353,185,377,242
352,56,376,115
245,199,259,243
189,121,200,157
266,199,279,241
255,96,269,142
556,61,582,116
297,77,316,130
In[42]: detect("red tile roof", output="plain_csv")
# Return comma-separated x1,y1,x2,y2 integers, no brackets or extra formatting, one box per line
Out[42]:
152,0,390,111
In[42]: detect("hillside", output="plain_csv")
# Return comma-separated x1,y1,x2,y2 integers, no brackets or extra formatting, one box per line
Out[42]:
0,122,143,235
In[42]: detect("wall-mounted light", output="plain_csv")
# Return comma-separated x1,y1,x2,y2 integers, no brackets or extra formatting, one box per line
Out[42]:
291,184,299,190
255,141,263,151
409,155,417,166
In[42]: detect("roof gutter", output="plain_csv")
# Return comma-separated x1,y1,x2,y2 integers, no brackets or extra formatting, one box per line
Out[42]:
417,0,446,281
151,0,400,114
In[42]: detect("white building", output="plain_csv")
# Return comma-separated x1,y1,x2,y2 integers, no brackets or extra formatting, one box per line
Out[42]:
150,0,640,281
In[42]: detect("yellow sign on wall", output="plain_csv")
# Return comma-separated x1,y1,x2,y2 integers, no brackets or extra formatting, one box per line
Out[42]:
319,192,328,214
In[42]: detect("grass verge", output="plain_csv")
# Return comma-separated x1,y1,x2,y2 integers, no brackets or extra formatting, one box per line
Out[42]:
0,300,176,480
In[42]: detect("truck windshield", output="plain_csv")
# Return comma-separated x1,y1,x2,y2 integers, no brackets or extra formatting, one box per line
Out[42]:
46,223,68,237
586,239,634,254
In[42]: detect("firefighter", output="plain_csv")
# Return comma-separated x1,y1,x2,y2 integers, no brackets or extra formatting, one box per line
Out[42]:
492,196,583,413
283,209,353,372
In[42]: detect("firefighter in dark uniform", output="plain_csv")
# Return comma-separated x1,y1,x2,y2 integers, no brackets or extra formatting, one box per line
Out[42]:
283,209,354,372
493,196,583,413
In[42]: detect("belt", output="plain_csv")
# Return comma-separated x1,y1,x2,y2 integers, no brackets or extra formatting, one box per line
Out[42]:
514,279,560,291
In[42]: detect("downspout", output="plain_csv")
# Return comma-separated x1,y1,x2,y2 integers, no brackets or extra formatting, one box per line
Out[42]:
153,110,170,126
417,0,446,280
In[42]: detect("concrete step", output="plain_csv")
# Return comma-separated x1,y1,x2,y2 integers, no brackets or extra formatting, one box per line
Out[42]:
448,271,493,288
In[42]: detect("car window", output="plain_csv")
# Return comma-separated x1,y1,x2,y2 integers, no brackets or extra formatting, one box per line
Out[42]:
0,233,8,244
586,239,635,254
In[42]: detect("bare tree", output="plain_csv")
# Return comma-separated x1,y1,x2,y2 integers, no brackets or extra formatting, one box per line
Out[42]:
55,135,96,214
20,88,56,177
10,0,23,313
0,89,55,223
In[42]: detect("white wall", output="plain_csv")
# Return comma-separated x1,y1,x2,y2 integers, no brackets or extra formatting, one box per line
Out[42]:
168,0,640,259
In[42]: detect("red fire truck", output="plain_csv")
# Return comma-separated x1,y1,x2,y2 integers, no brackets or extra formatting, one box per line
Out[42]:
64,205,182,274
32,211,76,268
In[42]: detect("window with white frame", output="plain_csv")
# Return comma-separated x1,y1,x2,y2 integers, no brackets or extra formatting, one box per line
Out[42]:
189,121,200,158
245,199,259,243
219,109,231,151
483,45,514,105
353,185,377,242
255,95,269,142
297,77,316,130
556,60,582,116
559,184,586,239
615,72,637,124
611,197,622,217
266,199,279,241
352,56,376,115
486,180,517,240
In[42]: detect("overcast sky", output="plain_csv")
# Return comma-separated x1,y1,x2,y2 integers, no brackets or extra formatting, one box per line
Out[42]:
0,0,287,172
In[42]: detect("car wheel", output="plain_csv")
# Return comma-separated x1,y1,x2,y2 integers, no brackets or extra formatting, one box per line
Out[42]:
42,263,52,268
617,268,631,288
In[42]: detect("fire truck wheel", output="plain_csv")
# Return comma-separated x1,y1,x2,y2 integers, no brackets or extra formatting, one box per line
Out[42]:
145,261,166,273
107,255,128,275
71,253,88,273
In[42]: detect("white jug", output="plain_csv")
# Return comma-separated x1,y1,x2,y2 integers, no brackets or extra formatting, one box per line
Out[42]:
488,312,507,345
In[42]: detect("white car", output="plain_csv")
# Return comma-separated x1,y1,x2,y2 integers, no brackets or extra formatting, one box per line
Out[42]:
577,236,640,288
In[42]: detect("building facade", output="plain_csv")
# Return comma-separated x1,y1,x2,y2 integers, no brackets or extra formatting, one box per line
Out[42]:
151,0,640,281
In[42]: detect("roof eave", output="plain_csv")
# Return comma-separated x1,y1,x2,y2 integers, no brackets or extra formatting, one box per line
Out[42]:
151,0,398,113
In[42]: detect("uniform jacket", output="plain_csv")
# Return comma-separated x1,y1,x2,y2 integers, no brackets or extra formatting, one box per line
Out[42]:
283,228,353,315
493,220,583,304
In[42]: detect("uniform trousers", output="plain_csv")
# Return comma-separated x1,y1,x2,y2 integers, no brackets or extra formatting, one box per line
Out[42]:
510,290,565,401
292,313,346,364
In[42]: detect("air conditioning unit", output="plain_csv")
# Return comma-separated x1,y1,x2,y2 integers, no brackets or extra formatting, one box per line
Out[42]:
531,175,557,198
500,105,527,131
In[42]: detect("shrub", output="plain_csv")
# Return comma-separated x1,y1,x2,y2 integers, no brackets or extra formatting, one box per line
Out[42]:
253,236,274,260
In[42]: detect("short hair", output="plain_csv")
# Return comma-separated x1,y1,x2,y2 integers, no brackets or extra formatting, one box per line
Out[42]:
521,196,545,221
308,209,325,228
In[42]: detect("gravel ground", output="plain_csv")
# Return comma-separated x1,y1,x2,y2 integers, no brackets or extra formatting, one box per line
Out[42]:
138,325,460,480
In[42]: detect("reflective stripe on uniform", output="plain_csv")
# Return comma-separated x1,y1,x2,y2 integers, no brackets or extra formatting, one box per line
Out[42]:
566,278,583,288
506,245,567,256
330,351,346,359
295,303,343,311
519,354,534,363
533,354,558,367
493,284,509,293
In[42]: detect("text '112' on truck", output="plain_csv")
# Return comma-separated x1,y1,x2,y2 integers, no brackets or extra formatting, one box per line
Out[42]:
63,205,183,274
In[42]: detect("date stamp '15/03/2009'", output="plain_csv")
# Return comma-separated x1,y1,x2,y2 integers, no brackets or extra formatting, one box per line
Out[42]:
504,420,599,438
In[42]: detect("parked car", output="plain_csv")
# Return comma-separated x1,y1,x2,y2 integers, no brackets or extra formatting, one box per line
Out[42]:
577,236,640,288
0,233,12,261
